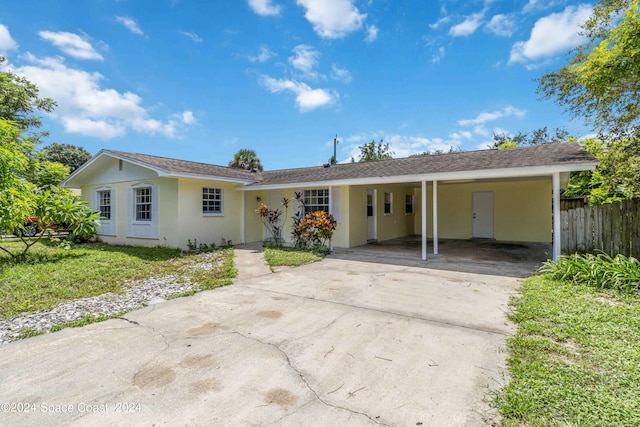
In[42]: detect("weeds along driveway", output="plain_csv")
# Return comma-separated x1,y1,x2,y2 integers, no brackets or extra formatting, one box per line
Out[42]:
0,257,519,427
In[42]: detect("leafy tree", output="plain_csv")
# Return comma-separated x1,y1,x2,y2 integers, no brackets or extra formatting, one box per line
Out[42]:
538,0,640,135
0,57,56,137
41,143,92,172
410,146,461,157
229,148,263,171
30,160,71,188
0,62,99,258
491,127,571,149
0,119,36,240
352,139,394,162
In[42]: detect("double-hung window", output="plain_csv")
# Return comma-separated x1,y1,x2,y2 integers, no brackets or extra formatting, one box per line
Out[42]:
303,189,329,215
405,194,414,214
98,190,111,220
203,188,223,215
384,192,393,215
135,187,152,221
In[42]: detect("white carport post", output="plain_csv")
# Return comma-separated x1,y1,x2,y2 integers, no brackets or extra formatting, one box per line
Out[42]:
421,180,427,261
433,180,439,255
241,191,246,244
553,172,561,261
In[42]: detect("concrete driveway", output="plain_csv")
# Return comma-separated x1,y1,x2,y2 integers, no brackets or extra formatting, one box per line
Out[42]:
0,256,519,427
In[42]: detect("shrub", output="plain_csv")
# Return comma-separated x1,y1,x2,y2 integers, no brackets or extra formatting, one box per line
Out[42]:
538,252,640,293
294,210,337,254
256,198,289,246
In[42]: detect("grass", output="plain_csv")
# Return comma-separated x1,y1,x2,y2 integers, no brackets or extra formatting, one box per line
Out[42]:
0,240,236,320
263,247,322,268
496,274,640,426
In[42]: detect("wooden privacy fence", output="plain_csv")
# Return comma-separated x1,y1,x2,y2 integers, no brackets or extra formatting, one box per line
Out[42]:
561,198,640,257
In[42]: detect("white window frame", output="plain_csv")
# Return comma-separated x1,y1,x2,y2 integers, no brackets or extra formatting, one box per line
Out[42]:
303,189,330,215
202,187,224,216
134,187,152,222
94,186,116,236
384,191,393,215
405,194,414,215
127,182,159,239
98,190,112,220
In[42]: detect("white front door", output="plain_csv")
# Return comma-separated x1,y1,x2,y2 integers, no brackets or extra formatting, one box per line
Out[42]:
472,191,494,239
367,189,377,241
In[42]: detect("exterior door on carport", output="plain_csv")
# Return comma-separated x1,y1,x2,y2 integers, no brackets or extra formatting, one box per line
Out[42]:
367,189,376,241
472,191,494,239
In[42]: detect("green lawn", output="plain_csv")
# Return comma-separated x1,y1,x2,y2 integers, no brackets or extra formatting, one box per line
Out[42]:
497,274,640,426
263,247,321,268
0,240,235,319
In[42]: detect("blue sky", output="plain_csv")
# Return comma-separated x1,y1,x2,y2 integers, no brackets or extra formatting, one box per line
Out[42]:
0,0,595,170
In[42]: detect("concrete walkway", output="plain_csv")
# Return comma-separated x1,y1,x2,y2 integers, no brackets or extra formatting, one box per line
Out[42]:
0,253,518,426
233,243,272,280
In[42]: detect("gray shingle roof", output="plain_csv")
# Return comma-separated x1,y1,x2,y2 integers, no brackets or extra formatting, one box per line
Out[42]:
103,143,595,188
255,142,596,186
104,150,262,182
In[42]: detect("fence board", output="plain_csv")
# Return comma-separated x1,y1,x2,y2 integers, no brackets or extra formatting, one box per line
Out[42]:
602,204,612,255
576,208,585,252
560,198,640,257
631,199,640,258
593,204,602,251
584,205,593,252
561,210,570,253
622,199,631,257
609,203,622,254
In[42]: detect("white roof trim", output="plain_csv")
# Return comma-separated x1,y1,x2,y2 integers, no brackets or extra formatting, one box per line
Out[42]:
237,162,598,191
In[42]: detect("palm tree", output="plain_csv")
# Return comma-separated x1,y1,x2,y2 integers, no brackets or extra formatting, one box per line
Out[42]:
228,149,263,171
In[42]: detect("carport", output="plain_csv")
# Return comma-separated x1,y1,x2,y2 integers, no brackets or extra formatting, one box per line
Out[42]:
240,143,598,264
332,236,551,277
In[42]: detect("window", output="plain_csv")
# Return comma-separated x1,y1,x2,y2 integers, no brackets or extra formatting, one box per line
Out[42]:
303,189,329,215
384,192,393,214
405,194,414,214
98,190,111,219
135,187,152,221
203,188,223,214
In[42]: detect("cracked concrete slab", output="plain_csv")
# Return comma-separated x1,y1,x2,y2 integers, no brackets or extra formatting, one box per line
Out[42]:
0,257,519,426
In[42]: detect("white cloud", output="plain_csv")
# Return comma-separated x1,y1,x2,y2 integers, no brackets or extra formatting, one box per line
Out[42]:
248,45,276,63
38,31,103,60
14,54,191,139
0,24,18,53
62,117,125,139
248,0,282,16
458,106,526,126
331,64,352,83
432,46,445,64
261,75,336,111
115,16,144,36
288,44,320,79
296,0,366,39
485,14,516,37
342,132,461,161
365,25,378,42
523,0,559,13
429,16,451,30
180,31,203,43
509,4,592,65
180,110,196,124
449,12,484,37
